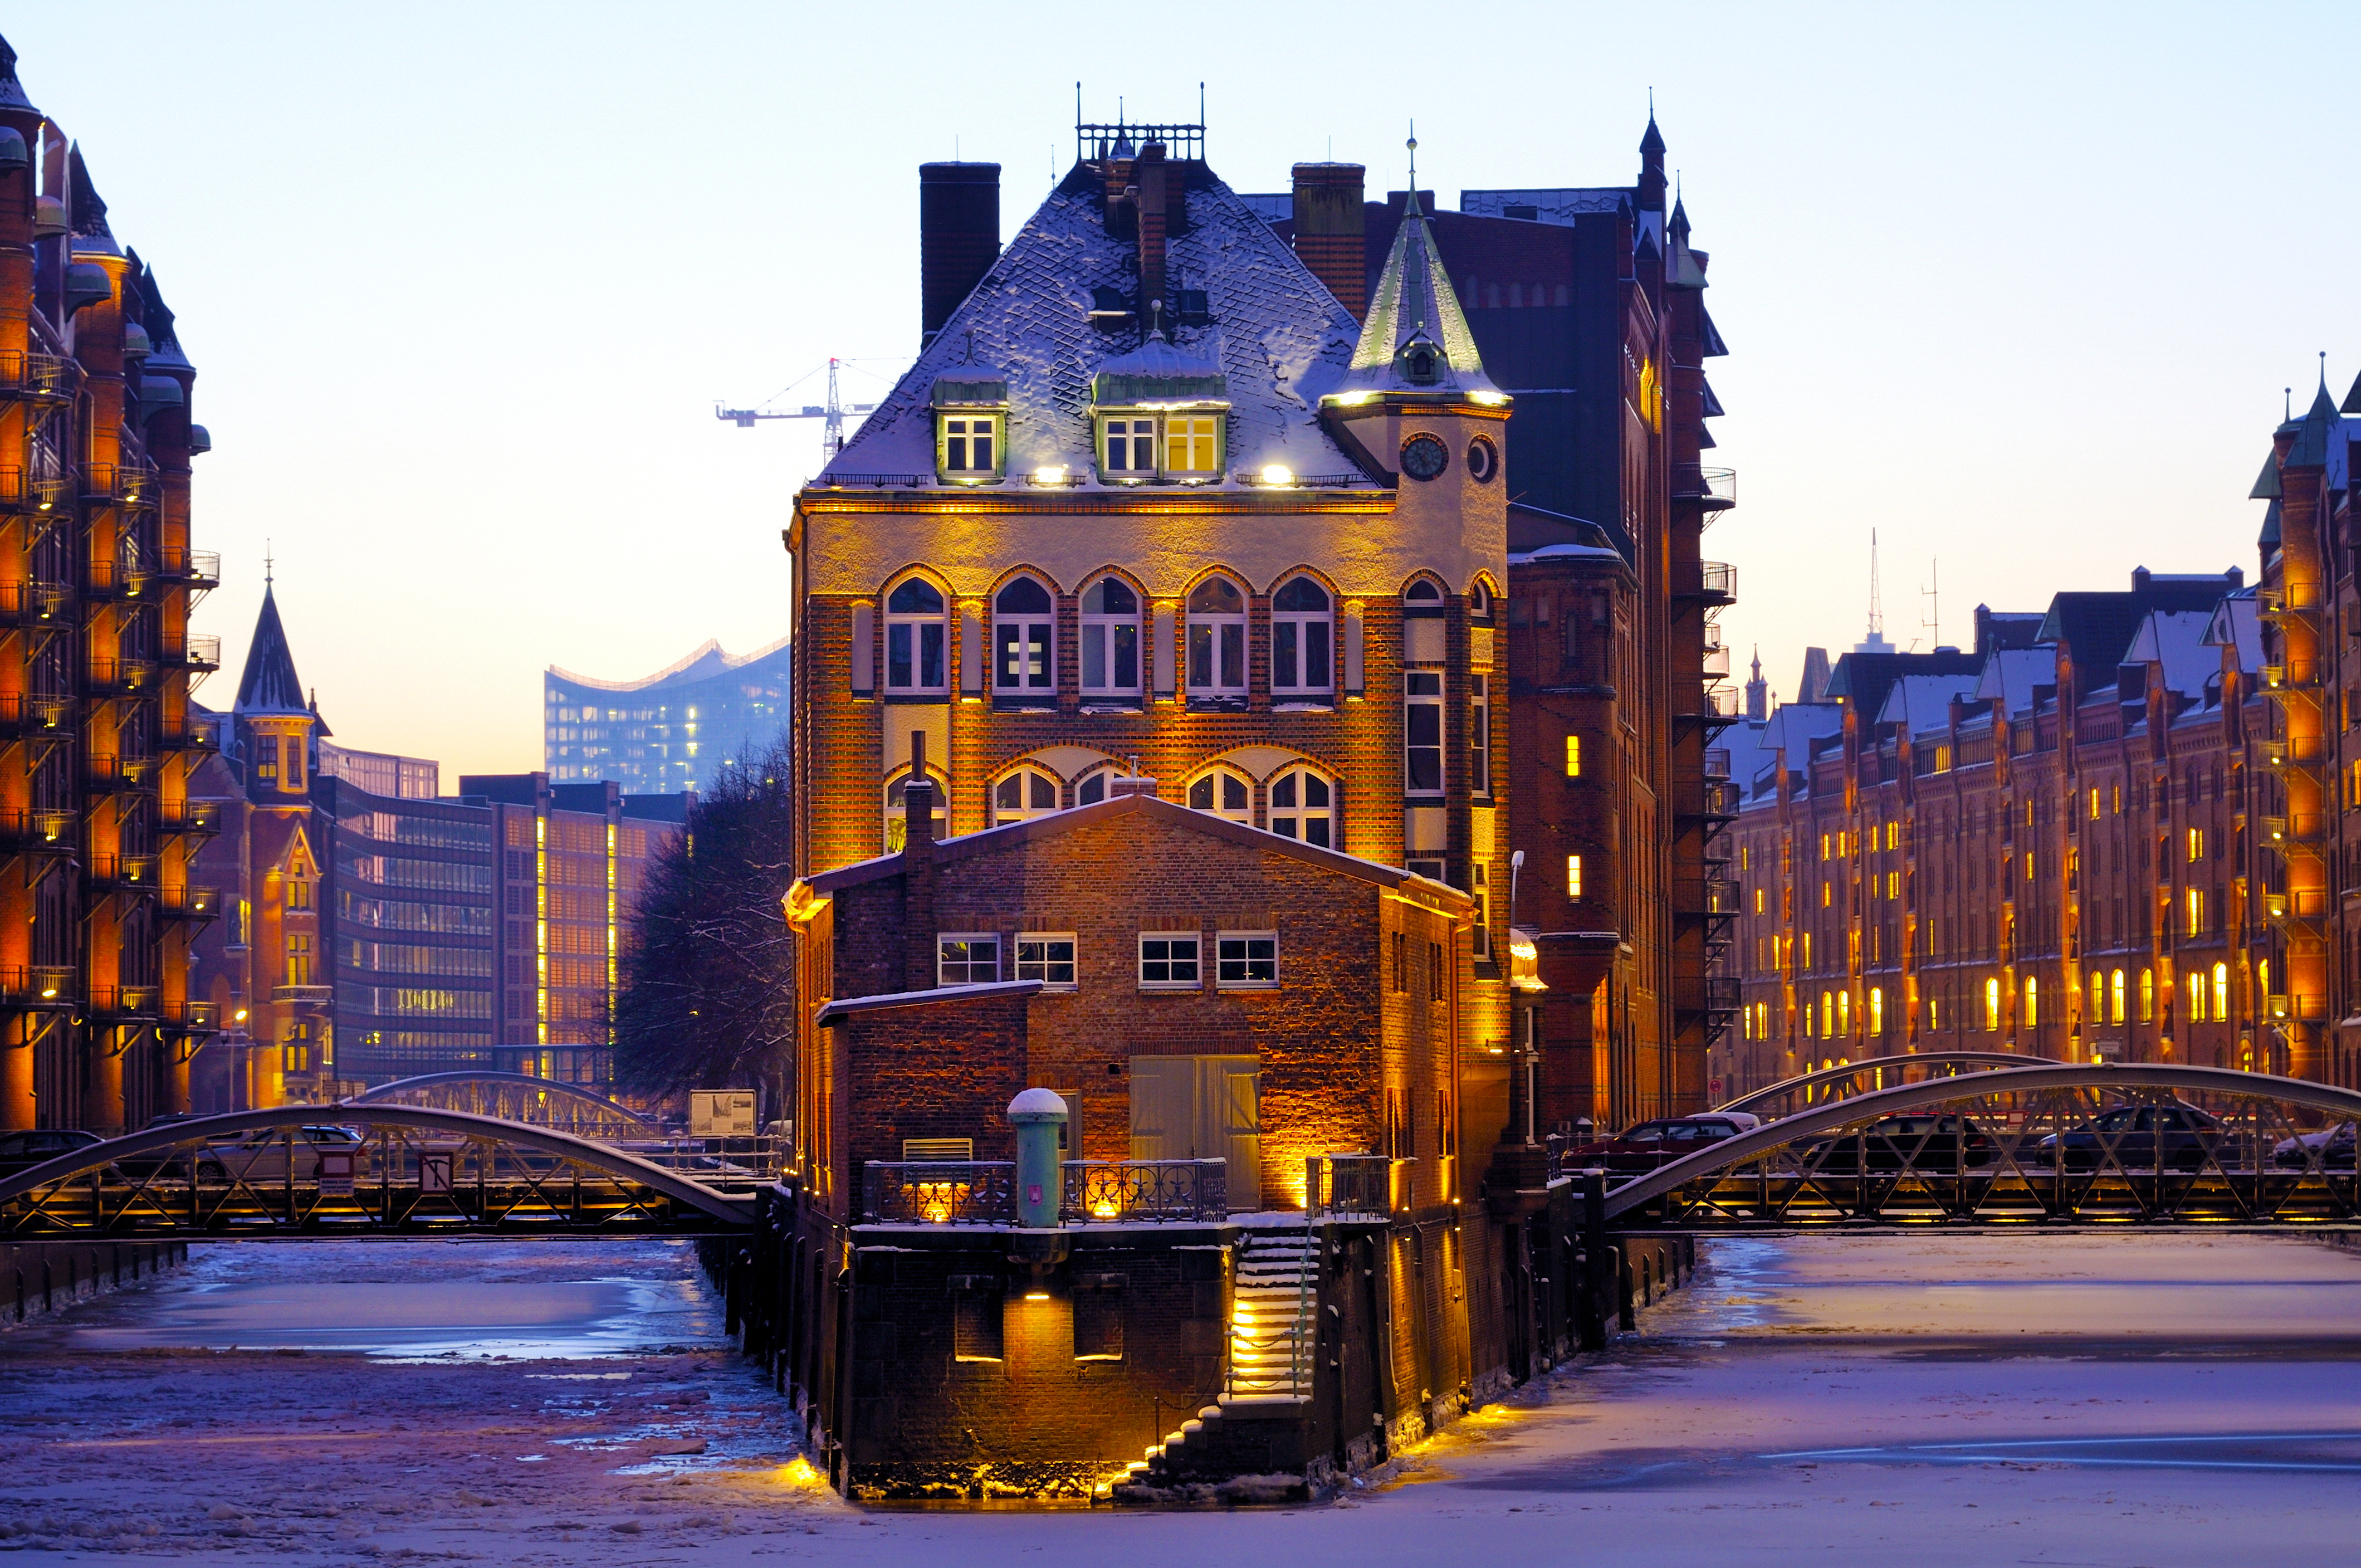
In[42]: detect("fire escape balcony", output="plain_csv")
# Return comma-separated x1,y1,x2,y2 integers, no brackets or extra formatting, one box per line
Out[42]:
2265,732,2326,770
2256,583,2324,620
0,580,69,628
2261,814,2326,854
162,634,221,674
0,692,72,739
2266,993,2328,1023
159,799,222,837
0,965,78,1007
0,350,78,403
81,460,161,512
0,467,76,518
83,559,155,603
2261,662,2323,702
83,657,155,697
272,983,334,1007
158,549,221,591
160,717,219,754
157,884,219,921
1671,463,1738,514
2264,887,2330,931
82,753,157,793
87,854,161,892
87,984,160,1019
1672,560,1738,606
0,809,76,853
162,998,221,1034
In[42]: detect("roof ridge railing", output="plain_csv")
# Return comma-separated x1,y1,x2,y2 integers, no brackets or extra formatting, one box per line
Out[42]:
1076,120,1206,164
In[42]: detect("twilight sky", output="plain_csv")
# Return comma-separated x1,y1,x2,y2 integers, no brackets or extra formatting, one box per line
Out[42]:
9,2,2359,776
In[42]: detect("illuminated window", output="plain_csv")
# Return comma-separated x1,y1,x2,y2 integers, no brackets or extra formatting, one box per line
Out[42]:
1267,765,1335,847
1929,997,1940,1031
2090,788,2101,820
1138,932,1200,989
2187,970,2203,1020
2089,969,2103,1022
1886,871,1899,900
2186,888,2204,937
1216,931,1278,989
1015,934,1077,989
1185,766,1252,824
884,577,949,692
1405,671,1445,794
1100,416,1156,478
1820,833,1831,859
285,876,312,911
1470,863,1489,959
1271,577,1333,696
1469,675,1492,798
2139,966,2154,1023
1821,991,1834,1035
1079,577,1141,698
2188,827,2204,863
2212,962,2229,1023
283,933,313,988
1165,414,1221,476
1820,880,1830,908
938,413,999,478
1566,854,1583,900
283,736,306,791
1869,986,1884,1035
1885,822,1898,851
2026,851,2035,882
993,577,1055,698
1564,734,1582,777
1753,887,1765,915
990,765,1060,825
2023,976,2037,1028
1186,577,1249,696
1984,978,2001,1032
937,934,1000,986
2111,968,2126,1025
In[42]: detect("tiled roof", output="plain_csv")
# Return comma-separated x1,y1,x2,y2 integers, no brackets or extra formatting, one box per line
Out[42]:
820,165,1365,488
1338,194,1500,399
234,584,307,717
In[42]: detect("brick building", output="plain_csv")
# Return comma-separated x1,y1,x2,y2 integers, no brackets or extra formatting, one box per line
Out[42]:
0,38,222,1134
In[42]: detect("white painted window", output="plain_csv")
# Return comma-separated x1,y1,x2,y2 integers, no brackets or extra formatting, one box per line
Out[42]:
1186,766,1252,824
1079,576,1141,697
993,577,1055,699
883,769,946,853
938,414,997,477
1216,931,1278,989
937,933,1000,986
1470,673,1491,797
1138,932,1200,989
1186,577,1248,696
1073,764,1120,805
1405,670,1445,794
990,765,1060,825
1016,934,1077,989
1266,766,1335,848
884,578,948,693
1271,577,1332,696
1165,414,1220,476
1101,416,1156,478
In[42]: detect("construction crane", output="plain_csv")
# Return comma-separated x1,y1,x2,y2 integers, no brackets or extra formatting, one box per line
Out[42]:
715,358,879,458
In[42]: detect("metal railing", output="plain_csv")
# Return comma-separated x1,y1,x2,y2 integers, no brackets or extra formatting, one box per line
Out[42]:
2266,994,2329,1022
163,999,220,1029
0,351,77,400
160,549,221,585
2257,584,2324,616
164,634,221,670
2265,888,2330,921
861,1160,1017,1224
624,1135,787,1194
160,799,222,834
2262,813,2326,846
0,693,71,736
0,580,68,625
1676,560,1738,600
1060,1157,1226,1222
2262,662,2322,692
87,854,160,888
0,966,76,1004
0,468,75,515
816,472,931,490
2266,734,2326,768
1305,1152,1390,1217
87,985,160,1017
158,885,219,919
0,810,76,852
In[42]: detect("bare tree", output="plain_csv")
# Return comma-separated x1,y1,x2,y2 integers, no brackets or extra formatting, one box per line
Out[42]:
613,734,795,1107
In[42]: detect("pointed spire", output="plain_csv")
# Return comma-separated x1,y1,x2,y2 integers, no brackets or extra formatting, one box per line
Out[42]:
2344,367,2361,416
234,575,309,716
65,143,118,256
1331,134,1502,403
2250,447,2284,500
0,32,36,113
1640,92,1665,155
2285,361,2343,467
1404,125,1421,217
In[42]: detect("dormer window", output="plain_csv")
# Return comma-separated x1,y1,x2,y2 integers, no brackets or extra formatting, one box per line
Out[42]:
938,414,999,481
1165,416,1220,477
1102,417,1156,478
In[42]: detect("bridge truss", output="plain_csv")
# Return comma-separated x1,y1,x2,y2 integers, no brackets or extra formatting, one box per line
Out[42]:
1716,1052,2034,1119
0,1107,755,1239
345,1071,657,1140
1609,1064,2361,1229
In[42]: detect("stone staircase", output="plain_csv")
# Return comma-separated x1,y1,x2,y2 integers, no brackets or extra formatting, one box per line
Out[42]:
1120,1228,1316,1499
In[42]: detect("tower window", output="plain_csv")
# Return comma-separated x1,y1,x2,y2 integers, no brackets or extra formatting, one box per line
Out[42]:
1405,671,1444,794
1079,577,1141,697
884,578,949,693
993,577,1055,699
1186,577,1248,696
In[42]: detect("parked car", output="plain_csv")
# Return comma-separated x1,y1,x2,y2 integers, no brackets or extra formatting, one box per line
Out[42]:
2271,1122,2358,1171
197,1125,365,1185
1563,1113,1762,1177
2036,1102,2231,1172
1801,1114,1999,1174
0,1127,102,1180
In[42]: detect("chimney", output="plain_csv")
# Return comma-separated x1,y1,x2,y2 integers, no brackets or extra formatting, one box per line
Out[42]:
1290,163,1367,320
901,731,937,992
1109,776,1159,799
2132,566,2152,593
1136,141,1169,323
918,162,1000,350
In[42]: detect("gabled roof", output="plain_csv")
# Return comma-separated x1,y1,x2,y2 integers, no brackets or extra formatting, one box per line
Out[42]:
1974,647,2057,715
814,979,1043,1027
2344,369,2361,417
2202,589,2262,676
1338,184,1501,400
822,165,1363,487
66,144,118,258
2259,497,2283,550
801,790,1473,907
2035,575,2238,675
1875,673,1982,736
2120,610,2217,701
233,584,308,716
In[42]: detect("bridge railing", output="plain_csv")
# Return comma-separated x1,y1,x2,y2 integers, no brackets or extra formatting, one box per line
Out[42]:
860,1158,1232,1224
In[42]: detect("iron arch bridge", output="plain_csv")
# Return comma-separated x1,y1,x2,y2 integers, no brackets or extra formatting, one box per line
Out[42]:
345,1072,656,1140
1715,1053,2035,1118
1606,1064,2361,1229
0,1107,757,1239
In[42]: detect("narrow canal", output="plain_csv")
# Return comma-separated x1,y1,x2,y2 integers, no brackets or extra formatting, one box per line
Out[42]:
3,1230,2357,1564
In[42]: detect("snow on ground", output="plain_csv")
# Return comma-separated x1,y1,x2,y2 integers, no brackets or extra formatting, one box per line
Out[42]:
3,1230,2358,1564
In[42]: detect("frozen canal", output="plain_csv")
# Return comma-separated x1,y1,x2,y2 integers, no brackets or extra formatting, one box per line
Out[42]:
2,1230,2358,1564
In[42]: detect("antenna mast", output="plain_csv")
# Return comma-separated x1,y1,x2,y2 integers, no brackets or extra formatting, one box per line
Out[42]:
1866,529,1885,642
1922,558,1940,649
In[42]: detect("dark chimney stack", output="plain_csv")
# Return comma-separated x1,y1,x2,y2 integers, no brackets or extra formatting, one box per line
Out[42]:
901,731,937,992
1136,141,1169,324
1290,163,1367,321
918,162,1000,349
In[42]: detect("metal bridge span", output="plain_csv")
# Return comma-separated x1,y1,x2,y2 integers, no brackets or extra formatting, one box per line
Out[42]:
1609,1063,2361,1229
0,1106,756,1239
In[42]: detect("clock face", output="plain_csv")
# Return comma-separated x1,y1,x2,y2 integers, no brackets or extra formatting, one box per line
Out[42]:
1465,436,1499,483
1401,433,1448,481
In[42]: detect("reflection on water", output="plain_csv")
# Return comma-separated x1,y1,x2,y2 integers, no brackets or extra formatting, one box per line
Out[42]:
3,1238,732,1360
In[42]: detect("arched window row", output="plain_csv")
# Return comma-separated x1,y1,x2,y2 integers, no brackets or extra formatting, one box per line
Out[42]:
885,754,1343,844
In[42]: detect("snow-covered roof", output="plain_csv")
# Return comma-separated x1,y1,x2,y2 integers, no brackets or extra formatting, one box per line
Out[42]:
1334,192,1501,401
2203,590,2262,676
1733,702,1844,804
821,166,1365,488
1875,673,1982,737
1508,542,1623,565
2120,610,2217,701
1974,647,2057,716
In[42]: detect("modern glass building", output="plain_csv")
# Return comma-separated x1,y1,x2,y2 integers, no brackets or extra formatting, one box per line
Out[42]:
545,636,791,794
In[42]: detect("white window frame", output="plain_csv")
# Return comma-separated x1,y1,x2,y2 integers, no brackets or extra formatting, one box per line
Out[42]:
1079,575,1142,700
938,413,999,479
1470,863,1490,959
1270,576,1333,697
1265,764,1335,847
1138,932,1201,990
1405,670,1445,795
1186,577,1249,697
1470,673,1491,798
1216,930,1278,990
1186,765,1253,823
1016,932,1077,990
1099,414,1157,480
1164,413,1221,478
990,764,1061,825
884,577,949,694
992,576,1056,700
937,932,1001,986
1073,764,1121,807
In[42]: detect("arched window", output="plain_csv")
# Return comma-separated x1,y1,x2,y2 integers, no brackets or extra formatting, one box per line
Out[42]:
883,769,947,852
1468,578,1494,621
1267,765,1335,847
884,578,948,693
1270,577,1332,696
1404,578,1444,607
2088,969,2103,1025
2139,966,2154,1023
1074,764,1121,806
1186,765,1251,824
991,764,1060,825
1079,576,1140,698
993,577,1054,700
2211,961,2229,1023
2110,968,2126,1025
1186,577,1248,697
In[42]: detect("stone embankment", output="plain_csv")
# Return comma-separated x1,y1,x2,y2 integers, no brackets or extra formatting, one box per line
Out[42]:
1,1239,187,1326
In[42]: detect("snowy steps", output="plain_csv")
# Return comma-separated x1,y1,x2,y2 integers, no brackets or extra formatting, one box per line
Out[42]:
1131,1229,1318,1491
